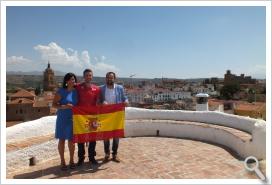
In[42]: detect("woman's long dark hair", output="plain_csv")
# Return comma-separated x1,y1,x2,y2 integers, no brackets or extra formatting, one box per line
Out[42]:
62,72,77,88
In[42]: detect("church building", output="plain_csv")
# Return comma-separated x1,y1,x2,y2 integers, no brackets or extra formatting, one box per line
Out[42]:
43,62,57,91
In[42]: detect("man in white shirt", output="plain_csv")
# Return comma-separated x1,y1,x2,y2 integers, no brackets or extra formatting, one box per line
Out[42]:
100,72,129,162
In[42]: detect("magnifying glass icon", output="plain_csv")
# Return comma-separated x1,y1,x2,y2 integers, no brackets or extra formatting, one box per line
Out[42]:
244,156,265,181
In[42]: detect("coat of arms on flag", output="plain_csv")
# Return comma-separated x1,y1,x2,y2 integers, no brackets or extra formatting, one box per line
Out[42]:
72,103,125,143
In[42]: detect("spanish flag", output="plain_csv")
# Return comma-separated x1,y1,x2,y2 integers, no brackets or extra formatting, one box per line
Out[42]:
72,103,125,143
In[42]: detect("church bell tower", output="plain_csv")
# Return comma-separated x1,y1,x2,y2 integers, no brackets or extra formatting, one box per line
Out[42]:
43,61,56,91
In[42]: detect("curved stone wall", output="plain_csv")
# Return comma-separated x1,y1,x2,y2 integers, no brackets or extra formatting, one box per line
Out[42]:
6,107,266,162
125,107,266,160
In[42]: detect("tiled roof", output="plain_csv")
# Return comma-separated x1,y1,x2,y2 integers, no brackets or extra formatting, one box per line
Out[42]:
10,89,35,98
43,94,54,101
8,98,34,104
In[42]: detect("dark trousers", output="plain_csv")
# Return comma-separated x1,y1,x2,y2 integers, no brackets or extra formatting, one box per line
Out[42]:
78,141,96,160
104,138,119,155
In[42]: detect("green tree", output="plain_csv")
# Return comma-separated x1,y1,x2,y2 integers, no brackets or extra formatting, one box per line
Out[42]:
220,84,240,100
247,88,255,103
35,86,41,96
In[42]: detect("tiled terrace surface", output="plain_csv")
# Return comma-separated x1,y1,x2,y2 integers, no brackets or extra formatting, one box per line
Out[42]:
7,134,54,152
7,137,266,179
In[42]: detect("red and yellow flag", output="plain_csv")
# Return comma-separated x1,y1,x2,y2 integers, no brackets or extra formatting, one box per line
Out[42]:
72,103,125,143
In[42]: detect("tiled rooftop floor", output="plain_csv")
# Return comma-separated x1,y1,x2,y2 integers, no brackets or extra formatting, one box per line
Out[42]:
7,137,266,179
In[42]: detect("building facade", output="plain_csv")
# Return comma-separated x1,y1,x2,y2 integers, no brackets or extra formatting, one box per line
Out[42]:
6,89,50,122
224,70,256,85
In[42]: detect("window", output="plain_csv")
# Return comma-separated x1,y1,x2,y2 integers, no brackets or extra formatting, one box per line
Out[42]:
20,109,23,114
38,109,40,112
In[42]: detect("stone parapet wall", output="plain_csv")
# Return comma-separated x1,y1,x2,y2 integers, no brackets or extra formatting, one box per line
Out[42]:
6,107,266,168
125,107,266,160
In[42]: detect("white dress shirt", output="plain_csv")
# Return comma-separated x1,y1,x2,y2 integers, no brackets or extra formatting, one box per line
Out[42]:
104,84,116,104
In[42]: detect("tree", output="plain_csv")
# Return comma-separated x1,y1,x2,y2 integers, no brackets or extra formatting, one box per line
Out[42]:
220,84,240,100
247,88,256,103
35,86,41,96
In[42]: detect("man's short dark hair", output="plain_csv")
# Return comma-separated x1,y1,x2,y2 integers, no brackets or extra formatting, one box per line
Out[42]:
106,72,116,79
83,69,93,76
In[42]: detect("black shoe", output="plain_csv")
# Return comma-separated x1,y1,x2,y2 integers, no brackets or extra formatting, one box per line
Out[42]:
103,154,110,163
69,162,76,169
89,158,98,165
77,158,84,166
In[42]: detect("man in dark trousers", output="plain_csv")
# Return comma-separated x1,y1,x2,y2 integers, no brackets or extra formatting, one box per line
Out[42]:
75,69,100,166
100,72,129,162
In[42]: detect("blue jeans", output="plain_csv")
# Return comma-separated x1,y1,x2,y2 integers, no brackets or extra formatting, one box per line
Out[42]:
104,138,119,155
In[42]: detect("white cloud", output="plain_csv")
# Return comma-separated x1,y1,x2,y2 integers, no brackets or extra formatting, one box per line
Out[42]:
33,42,119,76
253,64,265,71
247,64,266,79
101,55,106,61
227,64,266,79
90,55,119,76
34,42,82,68
93,62,119,73
67,48,74,52
7,42,120,76
81,50,90,67
6,56,42,72
7,56,32,65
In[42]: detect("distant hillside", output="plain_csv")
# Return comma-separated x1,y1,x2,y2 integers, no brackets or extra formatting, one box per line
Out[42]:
6,71,226,91
7,70,66,76
6,74,158,90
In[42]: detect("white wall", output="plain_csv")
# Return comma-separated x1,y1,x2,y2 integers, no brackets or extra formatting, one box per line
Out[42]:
6,107,266,173
124,107,265,160
125,107,259,133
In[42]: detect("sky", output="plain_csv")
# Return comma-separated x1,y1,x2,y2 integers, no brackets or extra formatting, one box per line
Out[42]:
6,6,266,79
